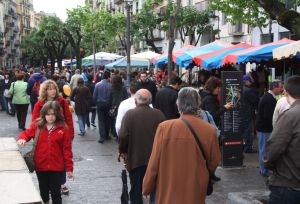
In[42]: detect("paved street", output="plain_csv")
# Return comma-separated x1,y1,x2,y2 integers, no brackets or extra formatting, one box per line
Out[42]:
0,110,268,203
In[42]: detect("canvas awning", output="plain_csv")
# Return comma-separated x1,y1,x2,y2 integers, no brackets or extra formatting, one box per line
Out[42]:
273,40,300,60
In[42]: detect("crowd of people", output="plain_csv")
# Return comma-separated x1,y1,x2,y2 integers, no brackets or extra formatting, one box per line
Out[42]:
0,64,299,204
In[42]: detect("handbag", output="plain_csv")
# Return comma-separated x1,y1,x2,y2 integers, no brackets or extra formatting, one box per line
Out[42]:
180,117,214,195
108,105,118,118
23,128,40,173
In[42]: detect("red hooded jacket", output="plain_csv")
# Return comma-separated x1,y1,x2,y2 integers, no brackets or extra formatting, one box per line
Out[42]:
32,97,74,140
18,123,73,172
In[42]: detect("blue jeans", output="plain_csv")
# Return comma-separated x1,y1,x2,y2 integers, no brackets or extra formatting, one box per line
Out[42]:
269,185,300,204
77,114,87,134
243,120,253,152
86,109,96,126
129,166,155,204
4,97,15,115
257,131,270,176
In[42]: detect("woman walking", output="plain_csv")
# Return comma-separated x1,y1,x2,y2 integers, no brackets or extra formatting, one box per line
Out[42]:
17,101,74,204
31,79,74,195
70,78,92,136
109,74,128,138
9,73,30,130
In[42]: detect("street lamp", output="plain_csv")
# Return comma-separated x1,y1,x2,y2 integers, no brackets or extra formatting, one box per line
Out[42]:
209,12,220,40
125,0,133,86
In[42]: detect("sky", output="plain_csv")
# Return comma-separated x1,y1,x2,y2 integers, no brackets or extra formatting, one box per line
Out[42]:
33,0,86,21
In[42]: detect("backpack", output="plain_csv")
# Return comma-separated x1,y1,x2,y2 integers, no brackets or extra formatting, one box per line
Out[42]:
31,80,41,98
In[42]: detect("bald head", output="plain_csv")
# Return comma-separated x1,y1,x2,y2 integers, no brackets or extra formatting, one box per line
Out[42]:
135,89,152,105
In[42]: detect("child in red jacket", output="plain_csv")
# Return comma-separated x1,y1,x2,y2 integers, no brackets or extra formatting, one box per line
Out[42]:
18,101,74,204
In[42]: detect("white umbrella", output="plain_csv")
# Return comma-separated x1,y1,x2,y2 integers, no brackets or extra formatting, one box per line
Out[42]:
131,51,161,61
83,52,123,60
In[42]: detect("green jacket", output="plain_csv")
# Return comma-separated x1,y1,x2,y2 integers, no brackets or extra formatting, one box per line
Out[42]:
9,80,30,104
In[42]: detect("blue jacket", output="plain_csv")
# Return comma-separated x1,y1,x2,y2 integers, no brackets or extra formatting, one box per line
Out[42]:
93,79,112,103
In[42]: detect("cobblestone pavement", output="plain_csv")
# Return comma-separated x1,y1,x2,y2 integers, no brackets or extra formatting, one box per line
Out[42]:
0,110,268,204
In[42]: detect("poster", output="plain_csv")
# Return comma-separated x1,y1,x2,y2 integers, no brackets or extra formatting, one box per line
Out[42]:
221,71,244,167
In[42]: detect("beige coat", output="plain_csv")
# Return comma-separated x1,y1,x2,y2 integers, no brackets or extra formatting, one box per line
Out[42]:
143,114,221,204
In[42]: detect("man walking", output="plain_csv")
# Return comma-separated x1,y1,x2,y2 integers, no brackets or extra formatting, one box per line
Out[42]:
265,76,300,204
136,71,157,102
242,74,259,153
143,87,221,204
256,80,283,177
93,70,112,143
154,75,182,119
119,89,165,204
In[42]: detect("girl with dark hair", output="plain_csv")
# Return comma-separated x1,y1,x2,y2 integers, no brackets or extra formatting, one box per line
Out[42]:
109,74,128,138
17,101,74,204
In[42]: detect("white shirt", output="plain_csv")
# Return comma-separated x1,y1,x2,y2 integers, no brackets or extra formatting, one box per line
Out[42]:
115,97,153,135
116,97,136,135
273,97,290,127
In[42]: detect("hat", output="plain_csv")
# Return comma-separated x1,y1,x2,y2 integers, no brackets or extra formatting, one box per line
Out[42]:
243,74,251,81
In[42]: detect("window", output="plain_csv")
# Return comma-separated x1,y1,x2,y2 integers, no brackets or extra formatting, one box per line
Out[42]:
136,2,138,14
279,31,290,39
261,33,274,44
195,0,208,11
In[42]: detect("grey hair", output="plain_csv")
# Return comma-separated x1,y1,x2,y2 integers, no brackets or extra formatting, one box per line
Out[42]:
177,87,201,114
135,91,152,105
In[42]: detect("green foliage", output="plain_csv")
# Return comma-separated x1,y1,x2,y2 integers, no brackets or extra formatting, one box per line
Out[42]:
177,6,212,45
21,28,48,66
209,0,269,28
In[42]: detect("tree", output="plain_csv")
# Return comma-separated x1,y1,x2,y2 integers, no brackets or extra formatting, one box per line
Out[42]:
177,7,212,45
132,0,165,53
167,0,181,83
65,5,91,69
210,0,300,39
21,28,48,66
39,16,69,72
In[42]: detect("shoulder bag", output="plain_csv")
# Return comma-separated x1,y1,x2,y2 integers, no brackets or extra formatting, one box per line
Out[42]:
180,117,214,195
23,128,41,173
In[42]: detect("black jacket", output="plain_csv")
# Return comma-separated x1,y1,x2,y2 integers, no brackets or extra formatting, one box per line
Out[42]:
242,85,259,122
154,86,179,120
137,79,157,102
256,92,277,132
200,90,225,127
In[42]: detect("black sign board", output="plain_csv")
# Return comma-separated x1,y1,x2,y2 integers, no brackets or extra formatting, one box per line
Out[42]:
220,71,244,167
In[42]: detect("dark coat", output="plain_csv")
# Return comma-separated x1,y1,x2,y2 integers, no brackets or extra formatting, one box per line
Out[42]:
154,86,179,119
85,81,96,107
118,105,165,171
137,79,157,102
200,90,225,127
242,85,259,122
256,92,277,132
109,86,128,107
70,85,92,115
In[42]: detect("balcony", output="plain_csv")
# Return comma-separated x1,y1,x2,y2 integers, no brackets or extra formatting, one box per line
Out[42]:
13,26,20,33
14,40,20,46
228,22,244,36
0,40,4,45
153,29,164,41
114,0,124,5
11,49,16,54
0,48,5,56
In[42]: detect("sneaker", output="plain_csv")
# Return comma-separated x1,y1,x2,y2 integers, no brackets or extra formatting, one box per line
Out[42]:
78,132,85,136
91,123,96,127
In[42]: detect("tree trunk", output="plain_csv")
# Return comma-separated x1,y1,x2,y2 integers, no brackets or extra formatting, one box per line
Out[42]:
167,0,181,84
255,0,300,39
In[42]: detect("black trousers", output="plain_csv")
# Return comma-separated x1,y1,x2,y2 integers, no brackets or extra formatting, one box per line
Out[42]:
14,104,29,129
129,166,147,204
97,102,110,140
36,171,63,204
